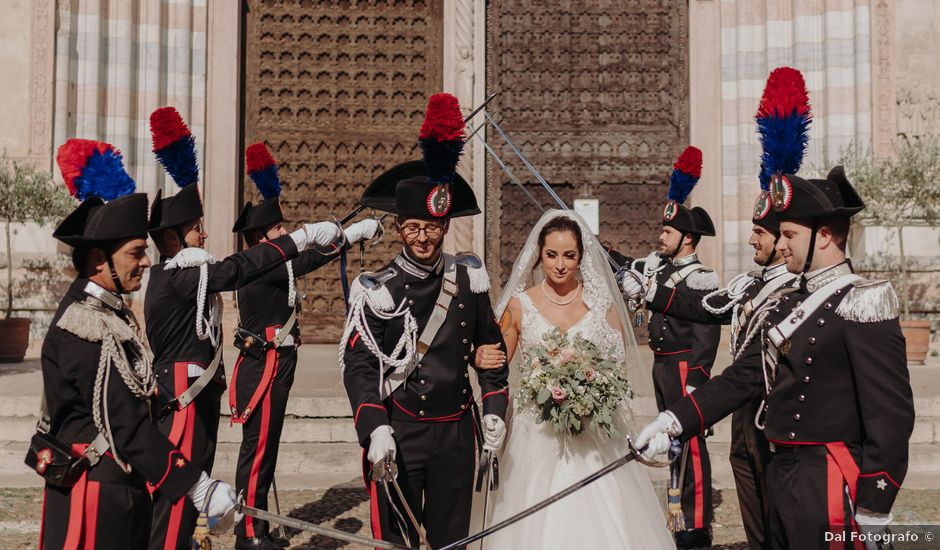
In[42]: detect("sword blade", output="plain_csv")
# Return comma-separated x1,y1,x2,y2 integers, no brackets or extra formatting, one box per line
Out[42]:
438,451,641,550
238,504,410,550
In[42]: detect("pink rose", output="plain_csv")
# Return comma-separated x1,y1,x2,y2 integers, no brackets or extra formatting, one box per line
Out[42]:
584,368,596,382
559,347,576,364
551,386,568,404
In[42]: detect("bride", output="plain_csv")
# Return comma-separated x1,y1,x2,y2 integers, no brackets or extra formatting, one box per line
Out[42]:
479,210,674,549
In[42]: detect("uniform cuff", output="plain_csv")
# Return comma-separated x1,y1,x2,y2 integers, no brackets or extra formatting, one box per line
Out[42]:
267,234,300,261
669,394,705,441
354,403,390,447
148,449,202,501
648,285,674,314
481,388,509,419
856,472,902,514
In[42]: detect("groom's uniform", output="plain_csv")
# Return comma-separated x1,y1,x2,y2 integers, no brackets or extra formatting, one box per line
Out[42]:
341,160,509,547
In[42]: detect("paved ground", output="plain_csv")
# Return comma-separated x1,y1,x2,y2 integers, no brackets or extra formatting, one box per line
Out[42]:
2,481,939,549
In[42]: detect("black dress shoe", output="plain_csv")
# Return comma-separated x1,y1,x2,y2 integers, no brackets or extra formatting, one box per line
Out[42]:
235,535,283,550
264,531,290,548
674,528,712,549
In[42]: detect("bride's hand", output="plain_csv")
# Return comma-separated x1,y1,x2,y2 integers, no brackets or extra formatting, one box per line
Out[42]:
474,343,506,370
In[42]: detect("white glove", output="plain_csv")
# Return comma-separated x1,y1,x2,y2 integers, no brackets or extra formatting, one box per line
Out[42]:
483,414,507,452
187,471,240,522
618,268,645,299
289,222,343,250
855,507,893,550
642,251,662,274
367,425,397,465
635,412,681,459
344,219,381,245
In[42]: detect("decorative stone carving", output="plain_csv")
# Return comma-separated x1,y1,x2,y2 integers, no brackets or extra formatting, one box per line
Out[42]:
243,0,444,342
871,0,897,157
485,1,690,284
29,0,55,165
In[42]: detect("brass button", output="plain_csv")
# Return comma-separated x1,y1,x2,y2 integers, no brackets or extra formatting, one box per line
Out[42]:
464,372,470,378
798,394,805,402
419,379,426,385
463,355,469,361
808,337,816,345
417,363,422,369
408,299,414,305
658,337,663,341
805,357,813,365
419,410,426,417
462,338,468,344
788,432,796,440
420,395,427,401
824,302,832,310
405,284,411,290
793,413,801,421
817,319,825,327
460,321,467,327
803,376,811,384
462,388,468,394
458,303,465,309
460,404,467,410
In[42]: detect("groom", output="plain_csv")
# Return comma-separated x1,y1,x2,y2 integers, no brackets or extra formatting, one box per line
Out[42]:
341,93,509,548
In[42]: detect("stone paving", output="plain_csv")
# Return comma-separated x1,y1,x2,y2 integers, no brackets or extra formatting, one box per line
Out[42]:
2,483,939,549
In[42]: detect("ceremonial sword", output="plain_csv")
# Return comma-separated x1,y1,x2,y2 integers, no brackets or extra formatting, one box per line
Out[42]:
236,503,411,549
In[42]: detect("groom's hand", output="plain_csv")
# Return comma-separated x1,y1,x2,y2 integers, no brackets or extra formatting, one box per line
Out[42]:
367,425,397,468
617,268,646,299
475,343,506,370
483,414,507,452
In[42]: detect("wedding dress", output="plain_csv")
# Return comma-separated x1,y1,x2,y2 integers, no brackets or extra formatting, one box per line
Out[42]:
483,210,674,549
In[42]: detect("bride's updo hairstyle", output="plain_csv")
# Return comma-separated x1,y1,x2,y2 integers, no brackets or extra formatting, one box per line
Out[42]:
534,216,584,266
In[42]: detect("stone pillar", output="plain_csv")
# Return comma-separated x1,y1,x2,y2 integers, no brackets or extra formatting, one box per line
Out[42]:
871,0,896,158
443,0,486,257
689,0,723,276
203,2,242,260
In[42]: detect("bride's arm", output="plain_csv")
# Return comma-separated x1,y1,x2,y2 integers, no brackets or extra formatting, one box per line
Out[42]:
500,297,523,364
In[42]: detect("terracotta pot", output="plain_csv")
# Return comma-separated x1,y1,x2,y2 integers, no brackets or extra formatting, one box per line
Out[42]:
0,317,31,363
900,319,932,366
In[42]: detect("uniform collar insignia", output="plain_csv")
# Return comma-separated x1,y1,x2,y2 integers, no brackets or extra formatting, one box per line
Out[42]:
83,280,124,311
805,261,853,292
395,250,443,279
762,262,791,281
672,252,699,268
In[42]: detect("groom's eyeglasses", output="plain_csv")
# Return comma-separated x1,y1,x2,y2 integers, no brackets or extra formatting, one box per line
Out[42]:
398,222,446,240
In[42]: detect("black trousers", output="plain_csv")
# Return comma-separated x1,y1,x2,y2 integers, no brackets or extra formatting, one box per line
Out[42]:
730,399,772,550
234,349,297,538
767,445,860,550
367,413,477,550
149,370,223,550
653,353,713,532
41,477,151,549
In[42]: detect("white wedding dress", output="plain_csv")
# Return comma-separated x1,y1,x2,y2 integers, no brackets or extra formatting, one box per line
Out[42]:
483,209,674,549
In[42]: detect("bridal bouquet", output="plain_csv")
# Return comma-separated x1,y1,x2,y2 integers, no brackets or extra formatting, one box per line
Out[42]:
517,328,633,438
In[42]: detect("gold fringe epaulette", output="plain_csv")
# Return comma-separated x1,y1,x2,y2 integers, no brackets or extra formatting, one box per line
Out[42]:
56,300,136,343
835,279,900,323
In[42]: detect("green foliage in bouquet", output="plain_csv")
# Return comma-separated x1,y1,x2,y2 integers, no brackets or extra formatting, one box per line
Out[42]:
516,328,633,438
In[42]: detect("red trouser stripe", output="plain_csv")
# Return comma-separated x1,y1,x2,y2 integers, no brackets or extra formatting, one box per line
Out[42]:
232,326,281,424
82,481,99,550
245,340,277,538
164,362,196,550
63,470,87,550
679,360,705,529
370,481,383,546
38,487,47,549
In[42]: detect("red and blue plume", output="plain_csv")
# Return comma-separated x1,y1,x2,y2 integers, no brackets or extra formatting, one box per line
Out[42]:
56,139,136,201
150,106,199,187
756,67,811,190
245,142,281,200
418,93,465,185
668,146,702,204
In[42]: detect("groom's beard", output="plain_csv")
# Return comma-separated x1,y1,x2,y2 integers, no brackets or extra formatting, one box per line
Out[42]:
402,239,444,266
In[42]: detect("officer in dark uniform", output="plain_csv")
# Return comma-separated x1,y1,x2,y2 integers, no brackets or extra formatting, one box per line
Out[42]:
33,139,236,549
638,166,916,549
341,93,510,549
144,108,344,549
617,146,720,549
624,68,809,550
229,142,381,550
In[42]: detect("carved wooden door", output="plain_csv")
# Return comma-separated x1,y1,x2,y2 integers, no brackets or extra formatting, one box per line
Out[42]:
243,0,443,342
485,2,690,286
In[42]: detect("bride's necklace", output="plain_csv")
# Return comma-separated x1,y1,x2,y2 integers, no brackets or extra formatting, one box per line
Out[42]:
541,280,581,306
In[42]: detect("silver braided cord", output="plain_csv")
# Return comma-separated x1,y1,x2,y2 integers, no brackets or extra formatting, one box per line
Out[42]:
91,319,156,473
195,263,222,348
287,259,296,308
701,273,755,316
338,290,419,398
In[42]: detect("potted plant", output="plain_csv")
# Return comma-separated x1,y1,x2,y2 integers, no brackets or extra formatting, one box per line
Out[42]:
0,154,74,362
836,136,940,364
